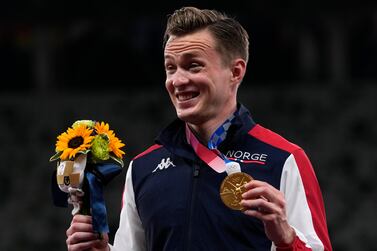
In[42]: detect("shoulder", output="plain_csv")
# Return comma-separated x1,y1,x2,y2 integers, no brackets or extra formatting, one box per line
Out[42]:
247,124,302,154
247,124,315,174
132,144,164,161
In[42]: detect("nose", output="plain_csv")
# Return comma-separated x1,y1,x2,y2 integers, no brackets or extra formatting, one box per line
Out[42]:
169,70,189,88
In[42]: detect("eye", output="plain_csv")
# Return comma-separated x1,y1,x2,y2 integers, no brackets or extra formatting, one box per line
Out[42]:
189,62,202,72
165,64,176,73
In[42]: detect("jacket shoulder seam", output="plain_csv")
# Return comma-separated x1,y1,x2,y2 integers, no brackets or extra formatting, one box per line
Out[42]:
248,124,301,154
132,144,163,160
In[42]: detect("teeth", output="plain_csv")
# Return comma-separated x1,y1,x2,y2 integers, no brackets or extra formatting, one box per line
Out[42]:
178,94,193,101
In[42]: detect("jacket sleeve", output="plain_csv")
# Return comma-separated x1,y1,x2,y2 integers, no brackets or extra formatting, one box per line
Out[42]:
273,149,332,251
109,161,146,251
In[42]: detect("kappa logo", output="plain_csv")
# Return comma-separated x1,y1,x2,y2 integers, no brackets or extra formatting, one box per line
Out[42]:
152,157,176,173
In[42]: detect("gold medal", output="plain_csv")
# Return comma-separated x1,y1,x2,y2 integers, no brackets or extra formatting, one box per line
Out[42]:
220,172,253,210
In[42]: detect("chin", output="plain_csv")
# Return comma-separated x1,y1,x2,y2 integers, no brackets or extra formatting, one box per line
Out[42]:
176,111,192,123
177,110,209,125
176,109,198,123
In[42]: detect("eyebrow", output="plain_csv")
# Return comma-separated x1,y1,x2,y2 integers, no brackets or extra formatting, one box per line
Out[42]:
164,52,201,61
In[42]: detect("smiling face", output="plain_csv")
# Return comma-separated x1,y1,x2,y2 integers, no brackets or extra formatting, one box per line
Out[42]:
164,29,245,137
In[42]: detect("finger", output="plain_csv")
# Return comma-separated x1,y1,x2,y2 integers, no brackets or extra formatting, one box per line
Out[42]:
67,221,95,237
243,181,283,205
242,186,269,200
243,207,263,218
69,215,94,234
240,197,282,215
67,239,103,251
244,179,268,189
71,214,93,224
241,197,269,211
67,231,100,245
243,208,274,221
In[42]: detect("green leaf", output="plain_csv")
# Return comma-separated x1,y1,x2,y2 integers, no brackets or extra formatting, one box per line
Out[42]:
49,151,62,162
110,155,124,167
78,149,91,155
72,120,96,129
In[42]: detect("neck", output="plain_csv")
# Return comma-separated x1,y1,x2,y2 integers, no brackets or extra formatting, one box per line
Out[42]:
188,104,237,143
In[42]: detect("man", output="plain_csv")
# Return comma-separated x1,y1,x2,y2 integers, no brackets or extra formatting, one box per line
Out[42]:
66,6,332,251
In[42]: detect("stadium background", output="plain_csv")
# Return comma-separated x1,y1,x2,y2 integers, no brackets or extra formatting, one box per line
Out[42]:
1,1,376,250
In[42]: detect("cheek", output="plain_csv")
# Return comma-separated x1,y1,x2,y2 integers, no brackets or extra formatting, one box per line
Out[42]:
165,81,176,103
165,79,174,93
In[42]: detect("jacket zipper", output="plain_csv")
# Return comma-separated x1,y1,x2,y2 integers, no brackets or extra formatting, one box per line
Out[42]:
185,162,200,251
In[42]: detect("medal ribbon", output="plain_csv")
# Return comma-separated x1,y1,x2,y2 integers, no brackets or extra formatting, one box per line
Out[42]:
185,113,236,173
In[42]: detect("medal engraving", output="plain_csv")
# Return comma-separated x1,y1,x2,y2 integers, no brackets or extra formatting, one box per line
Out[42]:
220,172,253,210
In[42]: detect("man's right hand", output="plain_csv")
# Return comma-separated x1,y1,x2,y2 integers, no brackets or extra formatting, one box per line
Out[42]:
66,214,109,251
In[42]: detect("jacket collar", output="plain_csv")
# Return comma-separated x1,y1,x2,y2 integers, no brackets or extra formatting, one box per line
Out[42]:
155,103,256,161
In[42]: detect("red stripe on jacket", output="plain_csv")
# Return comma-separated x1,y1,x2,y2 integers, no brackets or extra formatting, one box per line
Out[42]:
121,144,163,208
249,124,332,251
132,144,162,160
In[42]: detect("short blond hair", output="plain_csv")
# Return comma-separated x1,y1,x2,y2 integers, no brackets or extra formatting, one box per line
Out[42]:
163,6,249,65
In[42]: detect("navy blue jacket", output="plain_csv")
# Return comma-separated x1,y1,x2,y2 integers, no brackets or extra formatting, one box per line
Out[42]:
111,105,332,251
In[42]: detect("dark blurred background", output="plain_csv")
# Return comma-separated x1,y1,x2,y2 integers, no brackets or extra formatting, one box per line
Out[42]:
1,1,377,250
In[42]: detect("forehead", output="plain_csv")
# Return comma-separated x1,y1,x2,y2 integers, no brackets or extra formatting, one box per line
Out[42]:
164,30,218,59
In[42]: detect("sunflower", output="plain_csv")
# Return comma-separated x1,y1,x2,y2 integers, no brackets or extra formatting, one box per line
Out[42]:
94,121,125,159
55,124,94,160
94,121,113,136
108,134,125,159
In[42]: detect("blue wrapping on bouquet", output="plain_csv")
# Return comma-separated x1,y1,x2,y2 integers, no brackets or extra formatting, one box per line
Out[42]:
51,162,122,233
85,162,122,233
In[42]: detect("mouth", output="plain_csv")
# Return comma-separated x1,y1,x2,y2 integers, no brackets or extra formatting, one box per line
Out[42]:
176,91,200,102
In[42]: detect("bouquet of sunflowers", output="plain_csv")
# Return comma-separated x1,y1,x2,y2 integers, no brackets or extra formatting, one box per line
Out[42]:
49,120,125,234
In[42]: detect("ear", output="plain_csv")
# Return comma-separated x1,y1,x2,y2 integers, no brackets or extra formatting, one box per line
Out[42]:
230,58,247,85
